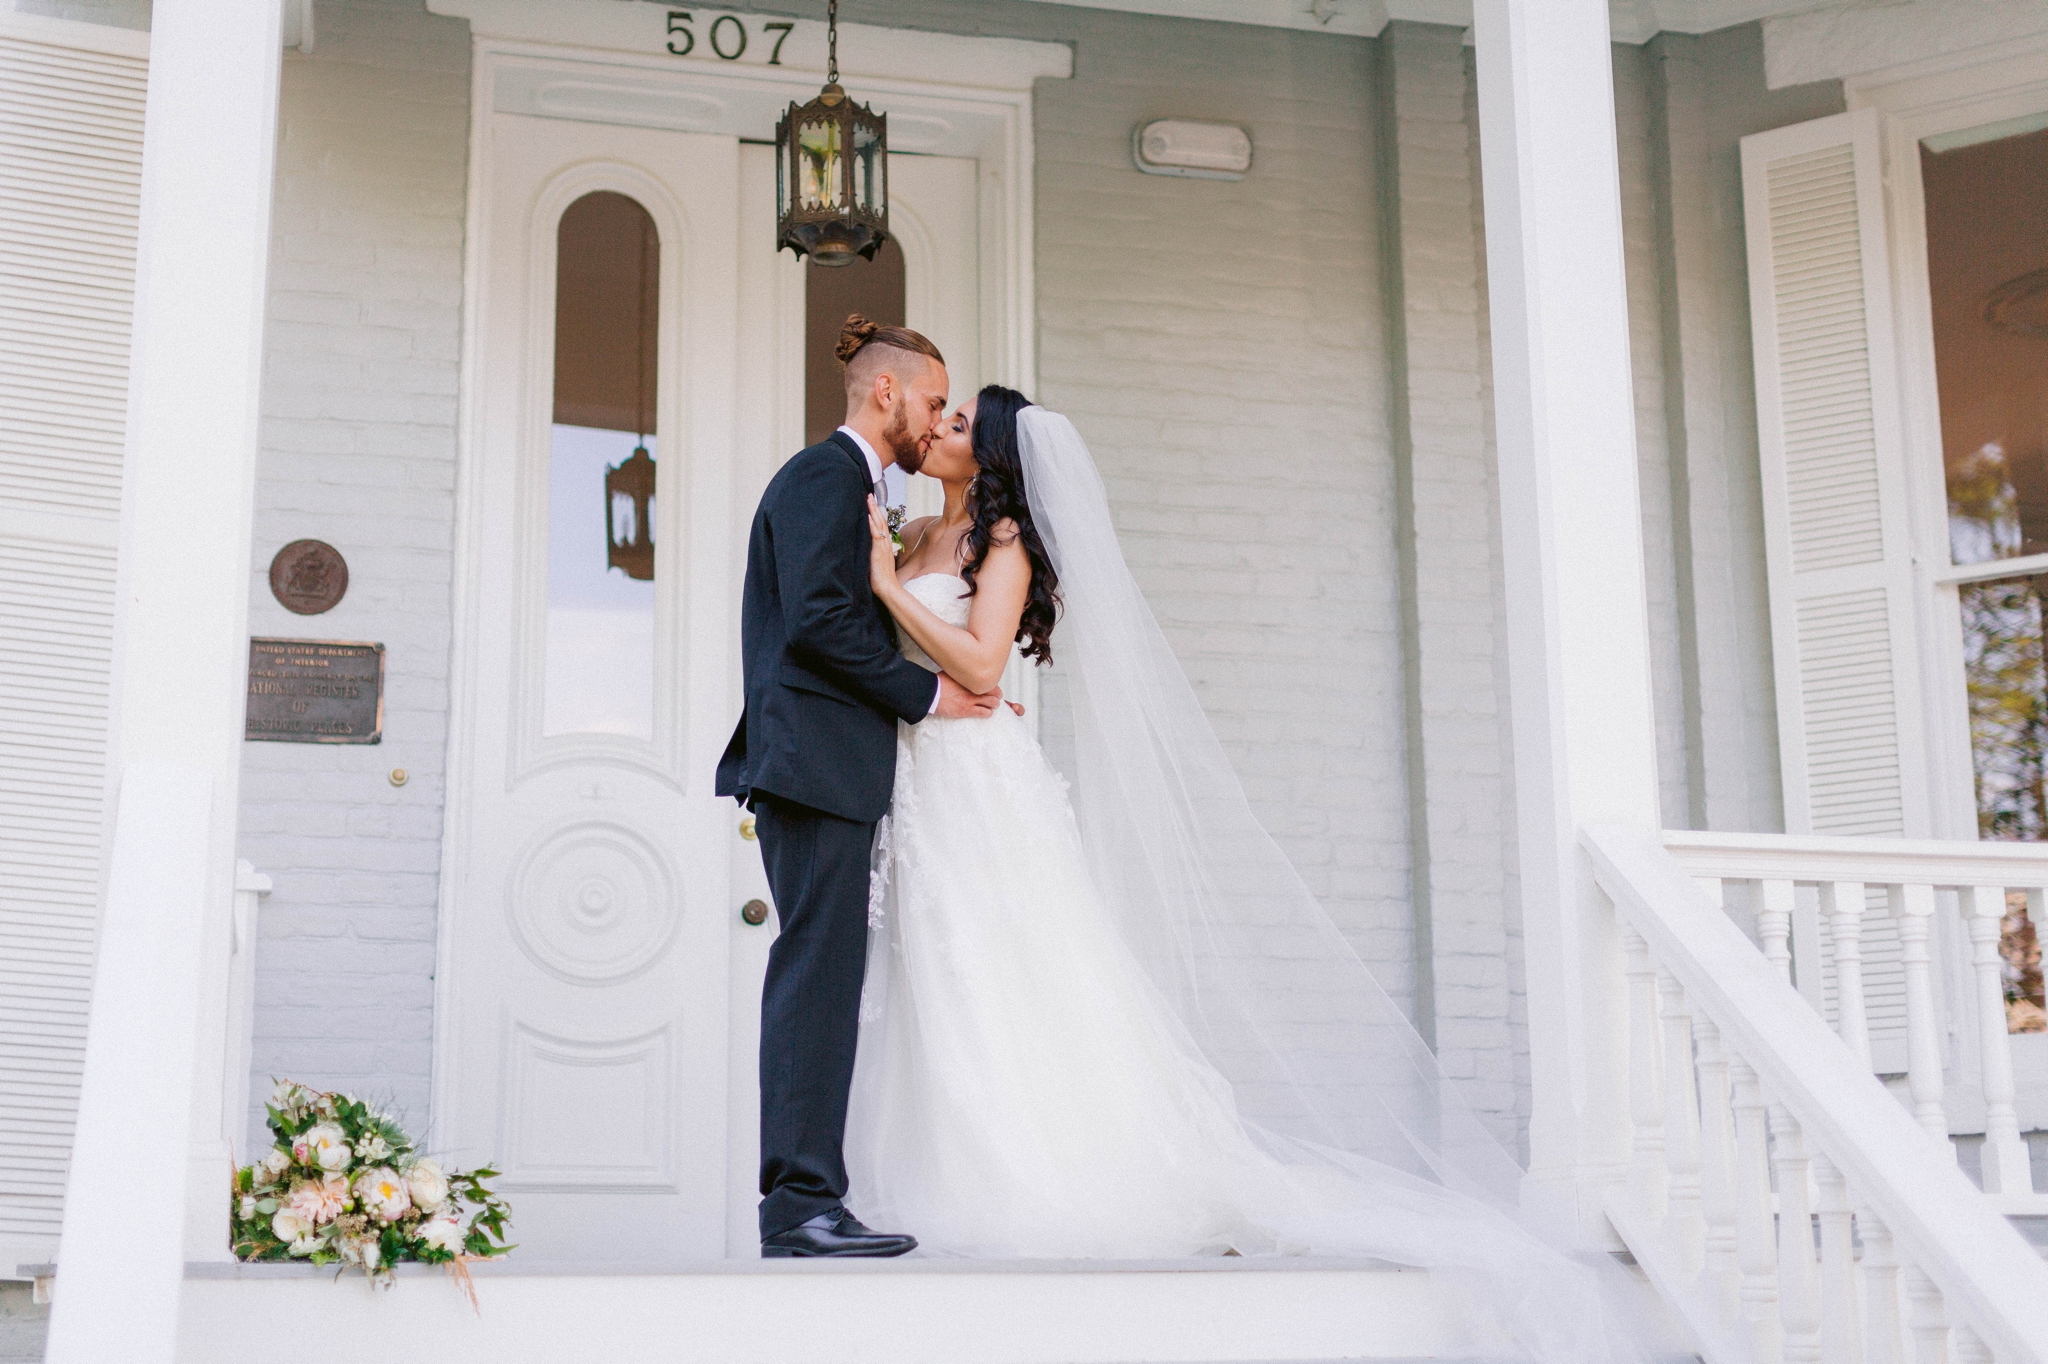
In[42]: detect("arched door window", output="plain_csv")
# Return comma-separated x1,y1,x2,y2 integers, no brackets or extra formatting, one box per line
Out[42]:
545,190,659,739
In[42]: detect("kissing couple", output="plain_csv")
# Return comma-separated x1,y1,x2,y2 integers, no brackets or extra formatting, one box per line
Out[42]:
716,316,1654,1363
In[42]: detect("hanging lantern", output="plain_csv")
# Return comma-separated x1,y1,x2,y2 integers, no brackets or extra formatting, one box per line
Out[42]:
606,445,656,581
774,0,887,267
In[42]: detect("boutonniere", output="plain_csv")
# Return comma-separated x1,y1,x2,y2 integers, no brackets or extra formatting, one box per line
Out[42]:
886,503,906,552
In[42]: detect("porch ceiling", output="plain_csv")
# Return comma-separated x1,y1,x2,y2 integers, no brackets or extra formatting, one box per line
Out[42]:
1000,0,1840,44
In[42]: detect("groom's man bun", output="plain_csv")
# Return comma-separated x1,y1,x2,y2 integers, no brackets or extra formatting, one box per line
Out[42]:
838,313,944,399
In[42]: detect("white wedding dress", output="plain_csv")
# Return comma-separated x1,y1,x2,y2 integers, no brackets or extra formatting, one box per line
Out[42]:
849,573,1369,1259
840,411,1654,1364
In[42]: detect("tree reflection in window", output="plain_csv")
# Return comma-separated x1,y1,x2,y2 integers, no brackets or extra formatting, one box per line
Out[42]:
1960,574,2048,1029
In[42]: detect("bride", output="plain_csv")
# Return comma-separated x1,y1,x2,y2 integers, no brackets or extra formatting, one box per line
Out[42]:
849,390,1655,1362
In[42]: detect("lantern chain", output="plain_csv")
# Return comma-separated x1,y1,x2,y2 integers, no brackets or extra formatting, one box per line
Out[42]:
827,0,838,85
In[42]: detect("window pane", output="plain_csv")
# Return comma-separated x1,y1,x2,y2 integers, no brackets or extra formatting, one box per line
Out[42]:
1959,574,2048,1032
1923,126,2048,565
544,426,656,738
1963,576,2048,839
545,192,659,739
803,234,905,449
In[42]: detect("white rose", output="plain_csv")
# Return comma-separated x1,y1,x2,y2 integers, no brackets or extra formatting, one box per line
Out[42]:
354,1166,412,1224
404,1159,449,1212
292,1123,351,1173
259,1149,292,1180
238,1195,258,1221
272,1207,312,1243
359,1237,382,1271
418,1213,465,1255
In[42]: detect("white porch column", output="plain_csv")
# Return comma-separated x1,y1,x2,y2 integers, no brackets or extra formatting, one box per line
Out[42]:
1472,0,1662,1233
43,3,281,1361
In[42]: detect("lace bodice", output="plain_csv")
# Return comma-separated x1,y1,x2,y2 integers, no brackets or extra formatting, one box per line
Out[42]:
897,573,971,672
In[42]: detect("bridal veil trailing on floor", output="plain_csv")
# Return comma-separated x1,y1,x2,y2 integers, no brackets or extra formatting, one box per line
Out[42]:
845,408,1660,1363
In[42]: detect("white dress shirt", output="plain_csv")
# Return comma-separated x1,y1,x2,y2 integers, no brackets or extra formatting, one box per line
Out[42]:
837,423,885,491
838,425,942,716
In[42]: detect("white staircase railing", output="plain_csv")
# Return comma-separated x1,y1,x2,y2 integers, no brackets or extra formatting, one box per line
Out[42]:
1664,830,2048,1214
1582,824,2048,1364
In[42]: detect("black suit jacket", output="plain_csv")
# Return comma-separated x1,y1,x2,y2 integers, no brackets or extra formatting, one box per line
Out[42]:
716,431,938,823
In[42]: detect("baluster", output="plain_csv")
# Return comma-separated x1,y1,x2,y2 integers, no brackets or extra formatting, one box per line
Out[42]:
1620,921,1667,1219
1694,1014,1742,1319
1759,878,1797,983
1891,883,1951,1144
1790,884,1827,1014
1962,884,2032,1195
1770,1105,1822,1364
1729,1056,1785,1364
1902,1264,1951,1364
1951,1326,1992,1364
1657,968,1704,1274
1858,1205,1908,1364
1812,1154,1861,1364
1821,881,1873,1070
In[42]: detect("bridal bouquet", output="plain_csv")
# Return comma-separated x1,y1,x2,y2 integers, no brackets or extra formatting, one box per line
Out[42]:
230,1081,512,1289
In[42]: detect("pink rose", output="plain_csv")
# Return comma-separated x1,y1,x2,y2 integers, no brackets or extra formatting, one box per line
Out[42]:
288,1172,349,1225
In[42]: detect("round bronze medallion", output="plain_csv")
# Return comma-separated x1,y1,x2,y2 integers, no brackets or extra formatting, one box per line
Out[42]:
268,539,349,615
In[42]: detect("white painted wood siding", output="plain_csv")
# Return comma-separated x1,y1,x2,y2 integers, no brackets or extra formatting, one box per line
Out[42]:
0,13,145,1271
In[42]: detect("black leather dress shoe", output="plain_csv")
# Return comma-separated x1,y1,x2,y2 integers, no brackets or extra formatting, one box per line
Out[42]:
761,1209,917,1259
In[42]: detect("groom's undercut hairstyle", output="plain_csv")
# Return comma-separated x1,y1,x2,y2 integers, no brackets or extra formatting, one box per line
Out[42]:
838,313,944,405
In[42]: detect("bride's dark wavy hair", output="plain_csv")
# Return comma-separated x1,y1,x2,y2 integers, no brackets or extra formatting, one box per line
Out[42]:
960,384,1061,666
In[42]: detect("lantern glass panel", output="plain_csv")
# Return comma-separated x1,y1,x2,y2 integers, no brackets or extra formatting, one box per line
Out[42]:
776,125,790,222
853,119,883,216
797,117,844,211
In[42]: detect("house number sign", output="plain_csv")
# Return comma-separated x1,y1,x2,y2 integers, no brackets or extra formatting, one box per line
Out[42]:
245,638,385,744
664,11,796,63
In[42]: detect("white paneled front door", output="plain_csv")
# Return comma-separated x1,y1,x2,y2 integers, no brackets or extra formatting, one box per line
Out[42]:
442,100,990,1261
439,112,741,1261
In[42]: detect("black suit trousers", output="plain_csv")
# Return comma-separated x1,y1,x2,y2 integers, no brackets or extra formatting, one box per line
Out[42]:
753,793,875,1238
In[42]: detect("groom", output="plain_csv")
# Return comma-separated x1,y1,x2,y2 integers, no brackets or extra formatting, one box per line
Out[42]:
717,317,1002,1258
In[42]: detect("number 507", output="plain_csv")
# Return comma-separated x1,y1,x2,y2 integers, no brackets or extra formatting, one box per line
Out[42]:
667,11,795,64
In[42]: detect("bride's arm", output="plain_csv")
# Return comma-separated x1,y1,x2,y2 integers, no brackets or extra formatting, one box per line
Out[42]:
867,498,1029,694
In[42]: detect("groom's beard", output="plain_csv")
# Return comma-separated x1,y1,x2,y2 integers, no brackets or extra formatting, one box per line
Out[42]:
883,400,927,475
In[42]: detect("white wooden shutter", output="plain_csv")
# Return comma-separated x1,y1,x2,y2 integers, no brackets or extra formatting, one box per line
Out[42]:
0,13,146,1272
1742,108,1923,1072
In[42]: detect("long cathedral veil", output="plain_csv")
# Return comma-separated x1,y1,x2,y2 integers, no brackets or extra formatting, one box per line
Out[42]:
1015,406,1657,1363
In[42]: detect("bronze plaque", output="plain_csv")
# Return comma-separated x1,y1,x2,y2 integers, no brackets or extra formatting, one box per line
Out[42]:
269,539,349,615
246,639,384,744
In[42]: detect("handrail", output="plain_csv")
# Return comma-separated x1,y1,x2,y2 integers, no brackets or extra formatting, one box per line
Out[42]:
1583,823,2048,1363
1664,828,2046,1213
1662,827,2048,886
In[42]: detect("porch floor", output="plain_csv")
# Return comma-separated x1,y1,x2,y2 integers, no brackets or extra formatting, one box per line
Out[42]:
179,1255,1480,1364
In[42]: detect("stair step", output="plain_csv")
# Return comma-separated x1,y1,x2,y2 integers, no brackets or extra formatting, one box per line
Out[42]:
181,1257,1483,1363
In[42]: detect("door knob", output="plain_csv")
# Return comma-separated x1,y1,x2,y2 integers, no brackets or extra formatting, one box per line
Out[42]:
741,898,769,926
739,815,757,841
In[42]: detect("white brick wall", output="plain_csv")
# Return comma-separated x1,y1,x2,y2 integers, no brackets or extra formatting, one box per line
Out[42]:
1027,12,1414,1008
1614,42,1696,832
236,0,470,1148
1638,23,1844,836
1376,21,1517,1144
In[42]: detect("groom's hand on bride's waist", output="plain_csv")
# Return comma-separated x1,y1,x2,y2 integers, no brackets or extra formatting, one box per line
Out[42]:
934,672,1007,720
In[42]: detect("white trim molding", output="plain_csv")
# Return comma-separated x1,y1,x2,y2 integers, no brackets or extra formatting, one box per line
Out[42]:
1766,0,2048,90
430,0,1071,89
992,0,1844,45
